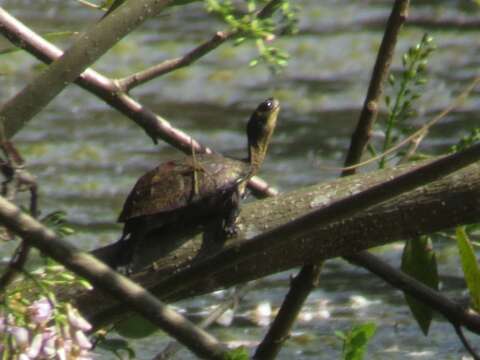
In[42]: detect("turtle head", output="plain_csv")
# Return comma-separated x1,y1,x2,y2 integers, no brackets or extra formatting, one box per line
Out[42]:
247,98,280,174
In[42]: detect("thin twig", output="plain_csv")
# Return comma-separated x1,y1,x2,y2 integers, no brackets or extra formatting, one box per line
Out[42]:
253,264,322,360
319,75,480,172
454,324,480,360
117,0,283,91
0,242,31,292
0,195,228,360
154,283,253,360
0,136,37,290
342,0,410,176
345,252,480,337
117,31,231,92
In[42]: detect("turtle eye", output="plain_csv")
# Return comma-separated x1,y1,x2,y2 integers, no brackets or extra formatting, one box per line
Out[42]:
258,98,274,112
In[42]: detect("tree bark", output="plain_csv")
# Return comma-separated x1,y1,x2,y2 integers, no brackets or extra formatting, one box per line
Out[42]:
76,160,480,326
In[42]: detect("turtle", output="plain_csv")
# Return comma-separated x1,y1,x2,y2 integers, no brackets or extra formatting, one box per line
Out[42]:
113,97,280,268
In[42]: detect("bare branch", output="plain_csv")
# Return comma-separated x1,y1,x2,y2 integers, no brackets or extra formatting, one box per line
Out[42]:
254,264,322,360
254,2,410,357
346,252,480,339
117,0,284,92
342,0,409,175
141,142,480,308
118,31,231,92
154,283,253,360
0,0,171,138
454,325,480,360
0,196,228,359
0,137,37,290
0,7,276,196
84,159,480,325
0,242,31,291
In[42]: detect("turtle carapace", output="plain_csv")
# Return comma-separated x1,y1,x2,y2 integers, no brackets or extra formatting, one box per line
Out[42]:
114,98,280,268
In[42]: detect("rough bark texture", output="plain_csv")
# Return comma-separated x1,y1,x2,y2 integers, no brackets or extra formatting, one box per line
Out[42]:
78,161,480,326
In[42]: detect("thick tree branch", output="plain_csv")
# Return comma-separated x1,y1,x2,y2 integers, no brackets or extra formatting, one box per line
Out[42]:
0,196,228,359
84,153,480,326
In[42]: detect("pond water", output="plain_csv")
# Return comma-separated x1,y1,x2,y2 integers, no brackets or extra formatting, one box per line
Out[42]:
0,0,479,359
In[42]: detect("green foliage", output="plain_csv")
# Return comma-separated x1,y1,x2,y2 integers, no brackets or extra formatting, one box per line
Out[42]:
401,236,439,335
96,337,136,359
380,33,436,168
335,322,377,360
455,227,480,311
450,127,480,153
114,314,158,339
41,210,75,238
205,0,297,71
224,346,249,360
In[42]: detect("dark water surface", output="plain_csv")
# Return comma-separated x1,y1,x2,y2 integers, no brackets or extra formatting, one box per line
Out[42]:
1,0,479,358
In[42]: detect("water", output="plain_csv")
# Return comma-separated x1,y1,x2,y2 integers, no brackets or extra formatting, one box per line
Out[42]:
0,0,479,358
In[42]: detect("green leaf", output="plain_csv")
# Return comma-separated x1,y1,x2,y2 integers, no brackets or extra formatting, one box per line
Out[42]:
114,314,158,339
339,322,377,360
401,236,439,335
225,347,249,360
96,338,136,359
456,227,480,310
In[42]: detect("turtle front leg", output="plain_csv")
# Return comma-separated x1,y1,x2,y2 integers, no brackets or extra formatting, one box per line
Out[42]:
221,189,241,237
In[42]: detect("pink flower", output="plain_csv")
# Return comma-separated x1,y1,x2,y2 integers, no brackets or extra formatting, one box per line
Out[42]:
73,330,92,350
41,336,57,358
67,306,92,332
26,333,43,358
10,326,30,349
18,353,30,360
0,315,5,333
27,298,52,326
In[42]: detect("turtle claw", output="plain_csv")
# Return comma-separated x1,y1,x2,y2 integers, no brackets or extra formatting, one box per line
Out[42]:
223,223,239,237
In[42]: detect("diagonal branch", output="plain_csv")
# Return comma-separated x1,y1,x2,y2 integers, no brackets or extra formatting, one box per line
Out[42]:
84,159,480,325
254,1,410,358
0,7,277,196
116,0,283,91
346,252,480,337
0,195,228,360
146,141,480,307
0,0,172,138
117,31,232,92
342,0,409,175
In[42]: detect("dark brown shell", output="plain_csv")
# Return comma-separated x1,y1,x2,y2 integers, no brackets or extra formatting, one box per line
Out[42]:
118,154,250,222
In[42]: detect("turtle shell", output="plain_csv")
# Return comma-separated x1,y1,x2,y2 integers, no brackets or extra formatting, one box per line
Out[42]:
118,153,250,223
